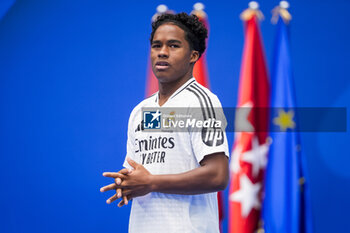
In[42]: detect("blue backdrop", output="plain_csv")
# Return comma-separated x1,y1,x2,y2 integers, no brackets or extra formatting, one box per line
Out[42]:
1,0,349,233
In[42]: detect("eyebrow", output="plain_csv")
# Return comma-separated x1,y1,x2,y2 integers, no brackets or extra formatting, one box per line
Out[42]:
152,40,182,44
168,40,182,44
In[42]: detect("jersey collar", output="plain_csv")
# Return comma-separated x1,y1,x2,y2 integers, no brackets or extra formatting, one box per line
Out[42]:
155,77,196,104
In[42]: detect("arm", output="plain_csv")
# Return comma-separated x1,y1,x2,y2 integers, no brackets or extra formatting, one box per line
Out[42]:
151,152,229,195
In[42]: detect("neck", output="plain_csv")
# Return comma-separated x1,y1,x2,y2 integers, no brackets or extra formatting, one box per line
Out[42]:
158,71,193,106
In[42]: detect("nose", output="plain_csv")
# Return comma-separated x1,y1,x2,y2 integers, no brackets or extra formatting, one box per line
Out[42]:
158,45,169,58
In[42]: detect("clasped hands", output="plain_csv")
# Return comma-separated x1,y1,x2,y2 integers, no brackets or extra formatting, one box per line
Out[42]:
100,157,153,207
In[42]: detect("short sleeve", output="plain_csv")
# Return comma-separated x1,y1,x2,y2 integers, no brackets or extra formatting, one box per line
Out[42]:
189,94,230,163
123,110,138,169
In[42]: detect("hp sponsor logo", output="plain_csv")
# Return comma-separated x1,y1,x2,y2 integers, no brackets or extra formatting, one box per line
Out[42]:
201,127,224,146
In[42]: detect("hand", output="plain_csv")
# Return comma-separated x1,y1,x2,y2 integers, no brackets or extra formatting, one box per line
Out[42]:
103,157,153,205
100,168,131,207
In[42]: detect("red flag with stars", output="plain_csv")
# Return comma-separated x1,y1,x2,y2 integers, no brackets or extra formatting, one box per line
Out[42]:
192,6,210,88
191,5,226,231
228,8,270,233
145,59,158,97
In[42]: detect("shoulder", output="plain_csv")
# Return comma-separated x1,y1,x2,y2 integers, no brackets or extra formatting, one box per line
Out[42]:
128,93,157,128
184,82,223,108
129,93,157,116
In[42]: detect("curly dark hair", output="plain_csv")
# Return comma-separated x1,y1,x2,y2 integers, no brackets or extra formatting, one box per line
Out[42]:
150,12,208,58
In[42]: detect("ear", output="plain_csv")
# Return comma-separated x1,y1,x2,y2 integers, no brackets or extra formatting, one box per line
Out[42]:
190,50,200,64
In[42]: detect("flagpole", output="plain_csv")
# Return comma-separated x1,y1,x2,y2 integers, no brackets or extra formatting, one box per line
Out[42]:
271,1,292,24
262,2,313,233
229,2,270,233
240,1,264,21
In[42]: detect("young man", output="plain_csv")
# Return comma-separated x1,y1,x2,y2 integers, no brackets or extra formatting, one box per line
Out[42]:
101,13,229,233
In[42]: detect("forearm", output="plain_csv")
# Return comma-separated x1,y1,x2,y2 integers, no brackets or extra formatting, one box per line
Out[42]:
150,154,229,195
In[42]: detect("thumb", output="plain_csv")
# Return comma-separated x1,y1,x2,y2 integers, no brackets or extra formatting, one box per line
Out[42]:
127,157,139,169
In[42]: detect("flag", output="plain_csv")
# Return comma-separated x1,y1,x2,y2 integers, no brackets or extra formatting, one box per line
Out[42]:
193,45,210,88
262,6,313,233
145,60,158,97
228,6,270,233
191,3,224,230
191,3,210,88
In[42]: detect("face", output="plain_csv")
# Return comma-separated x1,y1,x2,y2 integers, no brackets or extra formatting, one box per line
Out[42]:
151,23,199,84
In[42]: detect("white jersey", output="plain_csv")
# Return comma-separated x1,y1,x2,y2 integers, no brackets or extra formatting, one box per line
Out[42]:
123,77,230,233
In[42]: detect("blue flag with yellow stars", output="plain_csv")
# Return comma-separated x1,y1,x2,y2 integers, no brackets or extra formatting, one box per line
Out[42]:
262,14,313,233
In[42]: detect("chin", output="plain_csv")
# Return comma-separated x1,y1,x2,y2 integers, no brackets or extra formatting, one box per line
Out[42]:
156,77,173,84
154,72,174,83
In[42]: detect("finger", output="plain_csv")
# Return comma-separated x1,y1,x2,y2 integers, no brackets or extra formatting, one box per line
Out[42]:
118,168,132,175
123,195,128,205
106,193,118,204
114,174,128,185
103,172,120,178
104,172,126,180
117,195,128,207
100,183,116,192
122,189,132,197
118,195,131,207
117,199,125,207
117,188,122,198
126,157,139,169
115,177,122,185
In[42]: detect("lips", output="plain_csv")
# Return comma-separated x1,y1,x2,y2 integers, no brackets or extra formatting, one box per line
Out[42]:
155,61,170,70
